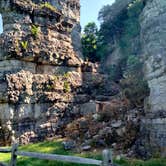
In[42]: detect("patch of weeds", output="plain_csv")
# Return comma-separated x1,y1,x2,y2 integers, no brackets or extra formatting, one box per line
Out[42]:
63,81,70,93
64,72,70,79
0,140,166,166
31,24,40,38
40,2,58,13
20,41,28,51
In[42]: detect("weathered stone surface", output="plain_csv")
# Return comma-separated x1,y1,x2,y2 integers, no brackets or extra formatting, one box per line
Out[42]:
0,104,14,123
80,102,96,115
64,97,141,151
0,0,139,155
0,0,165,158
0,0,83,145
105,0,134,21
62,140,76,150
140,0,166,157
0,0,82,67
36,65,80,75
0,0,121,147
0,60,36,78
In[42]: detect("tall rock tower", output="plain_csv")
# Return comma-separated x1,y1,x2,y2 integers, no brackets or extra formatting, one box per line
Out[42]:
0,0,83,144
139,0,166,157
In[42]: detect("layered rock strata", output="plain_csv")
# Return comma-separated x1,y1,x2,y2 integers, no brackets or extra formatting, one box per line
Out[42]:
101,0,166,157
0,0,84,144
140,0,166,157
0,0,121,146
0,0,165,158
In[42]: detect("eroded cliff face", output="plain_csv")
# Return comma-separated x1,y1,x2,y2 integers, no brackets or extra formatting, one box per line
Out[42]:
102,0,166,157
0,0,84,144
140,0,166,157
0,0,165,158
0,0,144,153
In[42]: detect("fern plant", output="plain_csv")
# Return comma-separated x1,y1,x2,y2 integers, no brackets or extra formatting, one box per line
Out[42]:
21,41,28,50
31,24,40,38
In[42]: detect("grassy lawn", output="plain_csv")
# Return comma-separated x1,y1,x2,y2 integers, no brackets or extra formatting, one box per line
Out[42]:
0,140,166,166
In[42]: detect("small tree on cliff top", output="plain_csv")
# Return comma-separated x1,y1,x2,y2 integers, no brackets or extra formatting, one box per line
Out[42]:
81,22,100,62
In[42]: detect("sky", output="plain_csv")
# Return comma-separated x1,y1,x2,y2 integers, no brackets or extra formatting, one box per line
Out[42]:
0,0,115,33
80,0,115,29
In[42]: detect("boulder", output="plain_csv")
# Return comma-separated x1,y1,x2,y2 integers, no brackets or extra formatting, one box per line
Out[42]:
80,102,96,115
62,140,76,150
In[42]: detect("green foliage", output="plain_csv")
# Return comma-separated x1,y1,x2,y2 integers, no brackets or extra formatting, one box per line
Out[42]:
81,22,100,62
83,22,98,35
20,41,28,50
98,0,143,43
98,5,127,42
95,42,108,60
63,81,70,93
96,33,114,61
108,64,122,82
40,2,58,12
124,55,143,77
128,0,144,17
120,55,149,107
63,72,70,79
53,75,58,81
82,20,118,62
97,0,145,83
0,140,165,166
121,78,149,107
31,24,40,38
117,0,145,83
0,140,101,166
119,0,144,55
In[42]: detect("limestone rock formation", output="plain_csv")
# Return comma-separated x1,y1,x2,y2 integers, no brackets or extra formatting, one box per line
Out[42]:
0,0,84,144
0,0,165,159
0,0,120,146
140,0,166,157
100,0,166,157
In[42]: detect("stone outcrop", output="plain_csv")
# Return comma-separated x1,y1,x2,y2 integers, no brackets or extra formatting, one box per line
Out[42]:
100,0,166,157
0,0,84,144
64,98,143,152
100,0,134,22
0,0,165,159
0,0,123,146
140,0,166,157
96,0,166,157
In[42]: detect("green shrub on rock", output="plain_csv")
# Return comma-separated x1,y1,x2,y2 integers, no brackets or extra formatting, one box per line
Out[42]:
31,24,40,38
108,64,122,82
120,55,150,107
40,2,58,13
20,41,28,51
63,81,70,93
